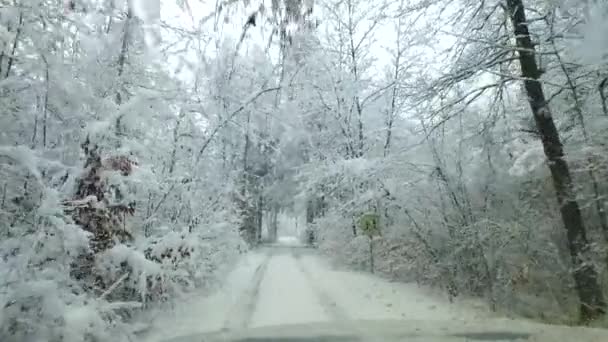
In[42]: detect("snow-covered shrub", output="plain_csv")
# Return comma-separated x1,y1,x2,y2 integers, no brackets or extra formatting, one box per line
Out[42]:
0,187,130,342
138,221,246,296
96,243,165,304
303,140,594,322
0,280,119,342
143,230,202,291
373,236,440,284
95,222,246,309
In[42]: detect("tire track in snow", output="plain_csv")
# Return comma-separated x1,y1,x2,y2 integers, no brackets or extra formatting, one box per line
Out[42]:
222,252,270,330
292,249,350,321
249,251,333,327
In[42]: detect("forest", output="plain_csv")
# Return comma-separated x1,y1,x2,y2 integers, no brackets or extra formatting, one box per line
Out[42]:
2,0,608,340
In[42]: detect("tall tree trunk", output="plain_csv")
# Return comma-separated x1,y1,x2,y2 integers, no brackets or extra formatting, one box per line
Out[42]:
270,205,279,242
368,236,374,274
256,193,263,243
3,11,23,79
42,61,49,148
105,0,116,34
31,98,39,148
243,111,251,171
505,0,606,322
384,85,396,157
384,114,394,157
1,182,6,209
599,78,608,117
347,0,364,158
240,110,256,245
111,0,133,152
115,1,132,106
168,111,185,174
107,0,132,153
355,100,364,157
384,3,403,157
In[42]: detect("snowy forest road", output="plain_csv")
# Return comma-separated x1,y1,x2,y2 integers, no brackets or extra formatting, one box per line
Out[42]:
142,244,492,342
243,245,487,328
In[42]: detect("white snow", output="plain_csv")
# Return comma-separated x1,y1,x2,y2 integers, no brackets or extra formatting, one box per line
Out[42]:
132,0,160,22
276,236,301,246
508,143,545,177
140,251,268,342
137,246,608,342
296,253,489,322
63,305,106,342
249,253,331,328
573,1,608,66
142,247,492,342
0,145,42,181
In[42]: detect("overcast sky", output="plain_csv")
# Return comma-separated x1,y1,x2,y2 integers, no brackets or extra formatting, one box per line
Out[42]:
121,0,473,92
152,0,409,82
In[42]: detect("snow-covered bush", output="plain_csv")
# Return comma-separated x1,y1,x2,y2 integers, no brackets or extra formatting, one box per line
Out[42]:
305,138,598,322
96,244,164,303
143,229,216,292
0,184,130,342
0,142,245,340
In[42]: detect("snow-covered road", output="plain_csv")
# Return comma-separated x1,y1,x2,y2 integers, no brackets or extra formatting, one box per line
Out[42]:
249,247,490,327
141,245,490,341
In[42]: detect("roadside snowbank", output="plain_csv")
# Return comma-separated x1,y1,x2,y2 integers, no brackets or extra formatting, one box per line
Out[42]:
297,253,489,322
139,251,268,342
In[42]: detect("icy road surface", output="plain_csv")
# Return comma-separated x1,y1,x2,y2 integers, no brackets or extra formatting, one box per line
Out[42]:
141,245,489,342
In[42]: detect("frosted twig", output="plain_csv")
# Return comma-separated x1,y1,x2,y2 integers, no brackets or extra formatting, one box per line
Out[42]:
100,272,130,300
102,301,143,311
62,195,105,210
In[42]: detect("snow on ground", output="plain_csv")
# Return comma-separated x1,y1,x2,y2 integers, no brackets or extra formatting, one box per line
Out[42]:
295,252,490,322
139,244,608,342
249,253,331,327
141,245,489,341
276,235,301,246
139,251,268,342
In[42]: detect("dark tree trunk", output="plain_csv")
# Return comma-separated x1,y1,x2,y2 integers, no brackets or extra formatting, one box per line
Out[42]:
305,199,316,244
3,11,23,79
268,204,279,242
369,236,374,274
505,0,606,322
256,194,263,243
115,1,132,106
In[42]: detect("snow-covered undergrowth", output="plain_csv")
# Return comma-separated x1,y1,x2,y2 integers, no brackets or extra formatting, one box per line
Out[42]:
313,201,593,325
301,156,607,326
0,213,243,342
0,194,112,342
1,0,256,338
0,205,244,341
0,142,245,341
140,251,267,342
